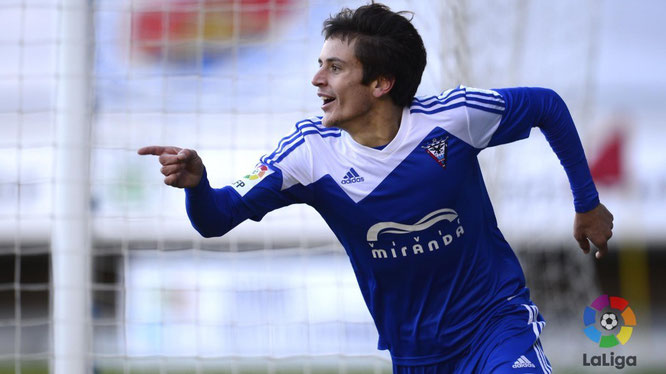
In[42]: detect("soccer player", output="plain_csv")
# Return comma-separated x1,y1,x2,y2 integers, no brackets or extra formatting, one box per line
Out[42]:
139,3,613,373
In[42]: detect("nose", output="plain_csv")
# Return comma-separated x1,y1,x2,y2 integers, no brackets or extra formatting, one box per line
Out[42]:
311,68,325,87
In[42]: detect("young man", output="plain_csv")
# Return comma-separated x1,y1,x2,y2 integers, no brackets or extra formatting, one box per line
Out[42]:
139,3,613,373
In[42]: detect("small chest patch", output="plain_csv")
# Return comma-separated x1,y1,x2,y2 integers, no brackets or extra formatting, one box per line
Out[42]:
422,136,449,168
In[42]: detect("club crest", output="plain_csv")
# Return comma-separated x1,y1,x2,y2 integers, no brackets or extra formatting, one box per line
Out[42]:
422,136,449,168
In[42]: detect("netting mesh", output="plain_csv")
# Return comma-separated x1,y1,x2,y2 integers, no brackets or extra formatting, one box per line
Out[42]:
1,0,627,372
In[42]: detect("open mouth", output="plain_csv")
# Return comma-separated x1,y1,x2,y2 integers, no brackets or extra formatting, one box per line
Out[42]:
319,94,336,108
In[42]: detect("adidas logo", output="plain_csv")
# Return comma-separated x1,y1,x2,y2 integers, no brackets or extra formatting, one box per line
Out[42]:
341,168,364,184
512,355,536,369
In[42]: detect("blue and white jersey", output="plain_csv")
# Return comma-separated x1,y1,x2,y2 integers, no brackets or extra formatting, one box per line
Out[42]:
186,86,599,365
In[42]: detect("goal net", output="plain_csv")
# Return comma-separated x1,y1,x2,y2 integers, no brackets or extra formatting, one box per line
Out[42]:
2,0,646,373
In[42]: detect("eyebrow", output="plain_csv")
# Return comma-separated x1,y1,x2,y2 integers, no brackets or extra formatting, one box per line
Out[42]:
318,57,347,65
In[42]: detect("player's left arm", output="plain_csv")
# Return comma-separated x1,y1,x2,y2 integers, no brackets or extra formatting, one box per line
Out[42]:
491,87,614,258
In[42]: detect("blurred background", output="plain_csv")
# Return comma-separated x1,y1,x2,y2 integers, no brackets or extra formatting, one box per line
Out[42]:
0,0,665,373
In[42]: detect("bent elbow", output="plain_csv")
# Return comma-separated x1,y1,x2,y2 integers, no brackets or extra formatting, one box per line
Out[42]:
192,223,230,238
198,230,219,238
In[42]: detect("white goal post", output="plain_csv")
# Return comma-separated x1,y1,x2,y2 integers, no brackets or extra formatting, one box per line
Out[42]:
52,1,92,374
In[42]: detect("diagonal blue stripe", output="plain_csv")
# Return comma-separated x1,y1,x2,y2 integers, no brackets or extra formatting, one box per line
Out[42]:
266,126,303,162
413,91,504,110
467,96,506,108
466,90,505,100
265,123,340,164
411,93,465,109
410,101,504,116
297,122,340,134
270,130,341,164
273,138,304,163
266,133,306,164
412,87,464,106
466,103,504,115
300,129,342,139
413,87,504,109
410,101,467,115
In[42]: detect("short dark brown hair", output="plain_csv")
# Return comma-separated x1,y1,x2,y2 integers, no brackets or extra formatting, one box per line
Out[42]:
322,3,427,107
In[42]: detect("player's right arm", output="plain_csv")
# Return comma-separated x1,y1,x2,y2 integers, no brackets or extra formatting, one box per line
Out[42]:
138,123,313,238
138,145,261,237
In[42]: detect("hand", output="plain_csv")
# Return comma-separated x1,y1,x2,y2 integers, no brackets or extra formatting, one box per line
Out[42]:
573,203,614,259
137,146,204,188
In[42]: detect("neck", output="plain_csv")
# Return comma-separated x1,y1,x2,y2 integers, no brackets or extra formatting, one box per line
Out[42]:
346,102,403,148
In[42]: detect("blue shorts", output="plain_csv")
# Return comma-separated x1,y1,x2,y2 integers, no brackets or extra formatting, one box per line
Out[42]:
392,303,552,374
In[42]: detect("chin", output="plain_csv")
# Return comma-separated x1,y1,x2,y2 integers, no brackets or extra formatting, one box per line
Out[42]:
321,115,337,128
320,112,348,130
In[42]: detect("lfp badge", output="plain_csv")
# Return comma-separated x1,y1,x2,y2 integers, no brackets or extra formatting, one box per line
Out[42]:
583,295,637,348
231,164,273,197
244,164,269,180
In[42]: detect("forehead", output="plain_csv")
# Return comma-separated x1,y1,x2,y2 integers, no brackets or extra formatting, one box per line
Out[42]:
319,37,359,64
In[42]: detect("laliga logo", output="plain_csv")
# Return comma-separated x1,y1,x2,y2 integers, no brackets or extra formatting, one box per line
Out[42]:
583,295,636,347
582,295,638,369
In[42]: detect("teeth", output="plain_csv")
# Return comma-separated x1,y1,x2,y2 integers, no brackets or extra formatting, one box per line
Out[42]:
320,95,335,104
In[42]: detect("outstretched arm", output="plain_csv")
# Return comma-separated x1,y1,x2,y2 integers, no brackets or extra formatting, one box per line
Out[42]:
492,88,614,258
138,145,248,237
138,145,299,238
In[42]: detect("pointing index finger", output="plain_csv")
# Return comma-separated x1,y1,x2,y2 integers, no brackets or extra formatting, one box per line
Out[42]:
137,146,165,156
137,146,180,156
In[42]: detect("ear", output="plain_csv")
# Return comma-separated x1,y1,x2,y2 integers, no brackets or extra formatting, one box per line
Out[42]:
371,76,395,99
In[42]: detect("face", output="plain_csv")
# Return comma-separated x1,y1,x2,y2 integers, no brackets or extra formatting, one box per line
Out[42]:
311,37,377,129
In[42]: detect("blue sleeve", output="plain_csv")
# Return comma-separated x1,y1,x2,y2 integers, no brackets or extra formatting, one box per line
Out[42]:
491,87,600,213
184,166,303,237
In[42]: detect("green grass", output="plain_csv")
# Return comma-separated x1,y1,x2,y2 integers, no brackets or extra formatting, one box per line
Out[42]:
2,361,665,374
1,359,393,374
0,361,48,374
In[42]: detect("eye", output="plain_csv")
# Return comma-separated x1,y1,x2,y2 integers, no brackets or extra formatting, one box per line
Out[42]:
330,65,341,72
